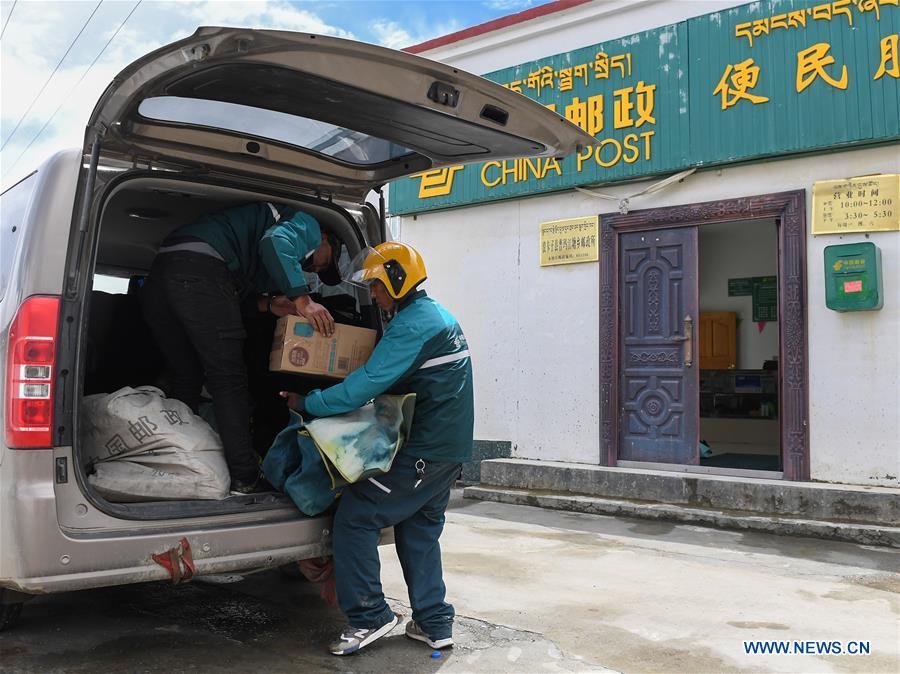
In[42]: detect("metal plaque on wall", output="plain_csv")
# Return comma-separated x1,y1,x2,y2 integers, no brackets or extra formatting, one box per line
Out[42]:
812,174,900,234
539,216,599,266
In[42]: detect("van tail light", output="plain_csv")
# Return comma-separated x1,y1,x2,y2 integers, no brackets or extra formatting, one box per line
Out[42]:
5,296,60,448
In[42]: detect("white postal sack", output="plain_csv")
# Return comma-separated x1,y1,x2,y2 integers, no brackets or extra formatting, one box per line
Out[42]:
81,386,230,501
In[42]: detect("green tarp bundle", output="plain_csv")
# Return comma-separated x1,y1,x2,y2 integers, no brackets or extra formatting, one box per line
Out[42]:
262,394,415,515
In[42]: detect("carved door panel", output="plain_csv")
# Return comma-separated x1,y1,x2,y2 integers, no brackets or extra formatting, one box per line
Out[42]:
619,227,699,464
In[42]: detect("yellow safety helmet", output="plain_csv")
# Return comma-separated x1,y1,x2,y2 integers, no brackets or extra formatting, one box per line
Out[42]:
346,241,427,299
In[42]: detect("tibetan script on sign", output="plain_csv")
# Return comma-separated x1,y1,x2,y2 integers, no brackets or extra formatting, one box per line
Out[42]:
539,216,599,266
812,174,900,234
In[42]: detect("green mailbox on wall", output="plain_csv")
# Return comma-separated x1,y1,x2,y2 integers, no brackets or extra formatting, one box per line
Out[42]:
824,243,883,312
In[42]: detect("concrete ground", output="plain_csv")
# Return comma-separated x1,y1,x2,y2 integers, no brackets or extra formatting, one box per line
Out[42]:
1,492,898,673
390,494,899,673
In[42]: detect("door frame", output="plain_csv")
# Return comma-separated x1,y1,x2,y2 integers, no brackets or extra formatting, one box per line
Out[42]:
599,190,809,481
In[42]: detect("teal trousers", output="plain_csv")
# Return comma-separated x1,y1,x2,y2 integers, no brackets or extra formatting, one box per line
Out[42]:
332,455,460,639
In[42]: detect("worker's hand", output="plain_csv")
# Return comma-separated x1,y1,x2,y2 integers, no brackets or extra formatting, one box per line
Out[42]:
294,295,335,336
279,391,304,412
268,295,297,318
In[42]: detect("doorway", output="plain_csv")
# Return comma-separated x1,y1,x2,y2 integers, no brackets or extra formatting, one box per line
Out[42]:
598,191,809,481
697,220,780,472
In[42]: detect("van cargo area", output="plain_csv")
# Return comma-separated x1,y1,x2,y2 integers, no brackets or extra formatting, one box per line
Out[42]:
71,176,379,520
0,27,595,608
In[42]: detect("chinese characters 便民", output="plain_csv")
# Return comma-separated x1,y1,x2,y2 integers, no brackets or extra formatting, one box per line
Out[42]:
715,35,897,109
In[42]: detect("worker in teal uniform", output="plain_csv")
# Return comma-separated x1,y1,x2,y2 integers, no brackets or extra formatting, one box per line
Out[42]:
283,241,474,655
142,202,342,494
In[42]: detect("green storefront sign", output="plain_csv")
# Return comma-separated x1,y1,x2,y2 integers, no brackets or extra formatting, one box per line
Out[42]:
389,0,900,215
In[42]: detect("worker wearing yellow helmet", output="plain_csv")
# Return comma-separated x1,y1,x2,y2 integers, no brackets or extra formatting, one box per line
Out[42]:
286,240,474,656
347,241,428,300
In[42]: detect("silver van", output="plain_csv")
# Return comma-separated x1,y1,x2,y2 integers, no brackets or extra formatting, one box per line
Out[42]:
0,27,593,630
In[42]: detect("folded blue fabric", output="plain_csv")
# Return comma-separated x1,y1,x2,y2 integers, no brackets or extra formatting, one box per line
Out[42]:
262,411,338,516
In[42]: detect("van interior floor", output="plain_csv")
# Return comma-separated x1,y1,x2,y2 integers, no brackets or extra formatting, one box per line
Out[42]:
97,492,305,521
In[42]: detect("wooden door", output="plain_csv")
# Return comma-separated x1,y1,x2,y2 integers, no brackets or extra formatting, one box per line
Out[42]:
699,312,737,370
619,227,699,464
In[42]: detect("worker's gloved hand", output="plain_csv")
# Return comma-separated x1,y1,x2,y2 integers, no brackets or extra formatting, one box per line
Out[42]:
293,295,336,337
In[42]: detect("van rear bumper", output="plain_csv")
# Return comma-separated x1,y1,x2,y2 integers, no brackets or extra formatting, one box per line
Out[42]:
8,528,395,595
0,450,332,595
4,538,330,594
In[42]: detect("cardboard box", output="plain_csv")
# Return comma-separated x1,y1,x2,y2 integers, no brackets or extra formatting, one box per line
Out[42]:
270,316,377,379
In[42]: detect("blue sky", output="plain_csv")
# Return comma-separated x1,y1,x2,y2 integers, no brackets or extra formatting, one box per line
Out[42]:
0,0,548,187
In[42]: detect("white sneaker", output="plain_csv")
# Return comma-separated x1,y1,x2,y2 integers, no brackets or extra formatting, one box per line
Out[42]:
329,613,399,655
405,620,454,649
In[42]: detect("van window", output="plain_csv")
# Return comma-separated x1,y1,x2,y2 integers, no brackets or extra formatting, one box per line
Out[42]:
0,172,38,302
138,96,414,166
92,275,130,294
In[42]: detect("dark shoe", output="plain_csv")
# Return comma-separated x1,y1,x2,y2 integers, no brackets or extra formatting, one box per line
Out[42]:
229,474,269,495
329,614,398,655
405,620,453,649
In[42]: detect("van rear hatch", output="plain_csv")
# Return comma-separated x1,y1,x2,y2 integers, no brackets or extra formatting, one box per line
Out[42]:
84,27,596,201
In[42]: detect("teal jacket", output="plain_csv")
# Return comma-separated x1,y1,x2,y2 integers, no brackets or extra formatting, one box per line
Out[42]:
303,291,474,464
172,202,321,299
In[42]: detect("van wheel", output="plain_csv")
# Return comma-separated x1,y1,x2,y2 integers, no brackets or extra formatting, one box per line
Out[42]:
0,603,23,631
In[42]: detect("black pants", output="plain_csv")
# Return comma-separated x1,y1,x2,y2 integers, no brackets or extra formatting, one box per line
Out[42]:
141,251,259,483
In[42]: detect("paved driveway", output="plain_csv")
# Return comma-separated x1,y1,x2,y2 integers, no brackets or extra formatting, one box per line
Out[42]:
2,493,897,673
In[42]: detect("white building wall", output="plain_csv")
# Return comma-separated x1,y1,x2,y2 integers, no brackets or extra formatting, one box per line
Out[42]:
419,0,749,74
807,189,900,487
401,146,900,486
398,0,900,486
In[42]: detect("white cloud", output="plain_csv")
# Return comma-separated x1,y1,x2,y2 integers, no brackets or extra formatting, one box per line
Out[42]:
370,17,463,50
370,19,413,50
0,1,159,184
0,0,355,187
485,0,537,11
181,1,354,37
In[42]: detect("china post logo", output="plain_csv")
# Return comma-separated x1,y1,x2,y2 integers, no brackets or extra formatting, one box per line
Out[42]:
415,166,463,198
